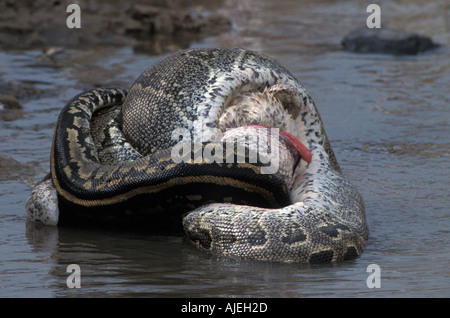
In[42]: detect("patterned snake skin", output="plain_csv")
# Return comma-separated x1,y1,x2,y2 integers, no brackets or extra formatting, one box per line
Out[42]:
26,48,368,263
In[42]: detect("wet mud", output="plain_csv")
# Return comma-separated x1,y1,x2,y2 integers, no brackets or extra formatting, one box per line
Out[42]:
0,0,231,51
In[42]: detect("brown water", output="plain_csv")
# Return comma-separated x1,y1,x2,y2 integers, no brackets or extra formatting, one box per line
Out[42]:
1,0,449,297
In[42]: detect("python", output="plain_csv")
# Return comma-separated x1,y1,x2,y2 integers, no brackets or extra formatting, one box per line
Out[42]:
26,48,368,263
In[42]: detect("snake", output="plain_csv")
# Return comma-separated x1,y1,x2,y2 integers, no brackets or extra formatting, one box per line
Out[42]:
26,48,368,263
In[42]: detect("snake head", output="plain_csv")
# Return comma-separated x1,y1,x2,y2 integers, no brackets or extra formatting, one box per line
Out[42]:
278,130,312,164
247,125,312,174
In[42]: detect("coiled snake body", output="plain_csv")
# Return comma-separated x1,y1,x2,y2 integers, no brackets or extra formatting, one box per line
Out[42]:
27,48,368,263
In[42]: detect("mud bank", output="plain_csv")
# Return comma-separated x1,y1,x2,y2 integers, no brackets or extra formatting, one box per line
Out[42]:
0,0,231,52
0,0,232,122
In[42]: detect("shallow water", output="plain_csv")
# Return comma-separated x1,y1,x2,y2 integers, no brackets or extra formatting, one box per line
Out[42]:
1,0,449,298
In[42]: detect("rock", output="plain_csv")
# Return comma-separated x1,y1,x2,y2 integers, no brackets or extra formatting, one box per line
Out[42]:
0,94,24,121
0,155,41,181
341,27,440,55
0,79,46,99
0,94,22,109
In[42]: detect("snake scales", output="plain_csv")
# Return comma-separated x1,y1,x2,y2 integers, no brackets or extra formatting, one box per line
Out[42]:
26,48,368,263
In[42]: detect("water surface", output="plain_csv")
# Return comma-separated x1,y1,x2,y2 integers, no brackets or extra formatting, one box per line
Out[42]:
1,0,449,297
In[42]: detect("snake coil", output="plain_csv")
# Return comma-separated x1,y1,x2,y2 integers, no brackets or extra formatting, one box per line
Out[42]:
27,48,368,263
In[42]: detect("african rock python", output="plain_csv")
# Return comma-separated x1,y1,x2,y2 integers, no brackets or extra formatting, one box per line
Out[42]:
26,48,368,263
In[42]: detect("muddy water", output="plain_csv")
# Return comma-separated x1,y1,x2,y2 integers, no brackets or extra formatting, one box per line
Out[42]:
1,0,449,297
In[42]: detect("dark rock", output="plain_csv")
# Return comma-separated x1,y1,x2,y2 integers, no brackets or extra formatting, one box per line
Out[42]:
0,94,24,121
0,79,47,100
341,27,440,55
0,94,23,109
0,155,41,182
